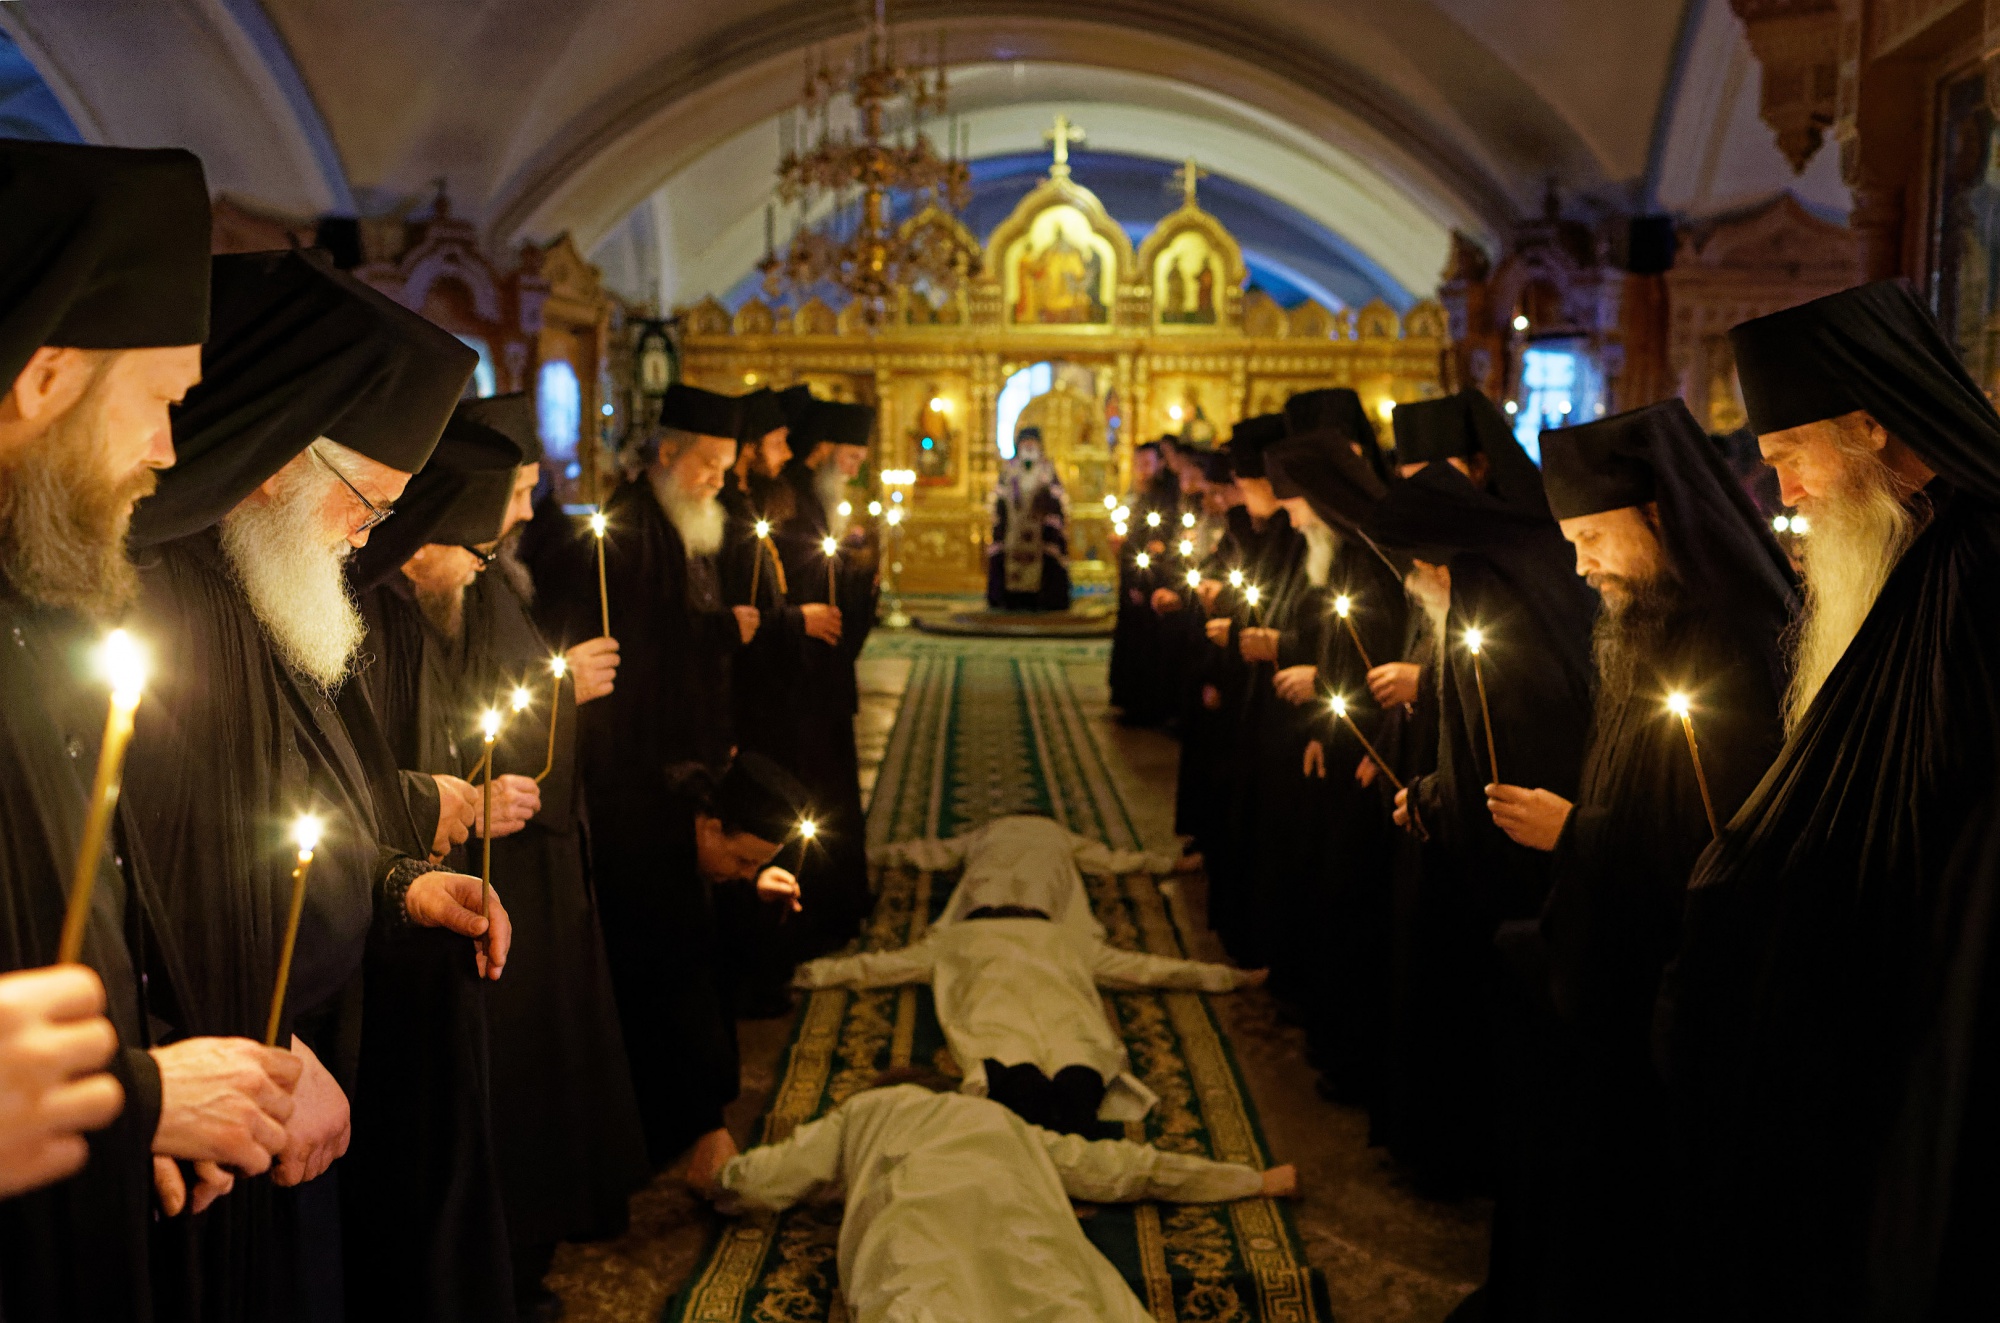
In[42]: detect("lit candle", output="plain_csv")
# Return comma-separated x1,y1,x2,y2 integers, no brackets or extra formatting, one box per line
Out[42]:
538,655,567,784
1145,510,1162,528
1243,583,1262,625
479,707,501,924
1465,628,1500,786
751,518,770,603
265,815,323,1046
1666,693,1720,839
1227,568,1244,589
1182,511,1196,529
1333,594,1375,670
1178,538,1194,557
58,631,147,965
791,816,819,881
1329,695,1404,792
821,535,839,602
1135,552,1151,570
589,511,611,639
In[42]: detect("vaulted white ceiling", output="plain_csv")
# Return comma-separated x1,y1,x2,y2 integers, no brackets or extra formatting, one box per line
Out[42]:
0,0,1846,296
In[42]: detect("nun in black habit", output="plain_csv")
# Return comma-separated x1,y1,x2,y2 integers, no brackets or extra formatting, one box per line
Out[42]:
121,249,516,1323
0,138,221,1323
1108,439,1181,725
1659,281,2000,1321
1364,390,1598,1189
1469,399,1794,1322
454,395,648,1313
1263,400,1408,1104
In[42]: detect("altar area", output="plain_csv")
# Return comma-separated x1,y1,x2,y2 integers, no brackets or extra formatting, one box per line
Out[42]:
675,122,1452,595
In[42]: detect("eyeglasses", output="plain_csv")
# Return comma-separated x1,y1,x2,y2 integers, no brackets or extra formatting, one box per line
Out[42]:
311,445,394,534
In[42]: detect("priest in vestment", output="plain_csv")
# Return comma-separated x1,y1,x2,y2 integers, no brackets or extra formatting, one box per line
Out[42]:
1659,281,2000,1320
122,248,513,1323
690,1079,1291,1323
0,140,306,1323
987,428,1071,611
1367,391,1599,1190
1469,399,1794,1321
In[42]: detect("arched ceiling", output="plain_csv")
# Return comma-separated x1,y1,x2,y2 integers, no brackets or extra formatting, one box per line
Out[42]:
1,0,1843,288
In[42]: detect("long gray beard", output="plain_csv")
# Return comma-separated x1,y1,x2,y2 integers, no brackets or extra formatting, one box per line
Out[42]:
1406,567,1450,648
0,367,153,619
649,470,725,556
218,465,365,692
815,462,850,538
1786,459,1923,731
1301,522,1337,588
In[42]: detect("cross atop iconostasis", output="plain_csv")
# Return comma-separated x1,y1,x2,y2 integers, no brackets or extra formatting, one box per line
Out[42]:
1171,158,1209,208
1044,114,1086,178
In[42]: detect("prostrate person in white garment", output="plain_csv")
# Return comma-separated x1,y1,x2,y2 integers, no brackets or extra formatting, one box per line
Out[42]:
797,814,1266,1135
688,1074,1297,1323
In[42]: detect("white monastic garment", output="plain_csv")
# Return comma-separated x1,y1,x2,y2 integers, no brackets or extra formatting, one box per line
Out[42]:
718,1085,1262,1323
803,816,1243,1118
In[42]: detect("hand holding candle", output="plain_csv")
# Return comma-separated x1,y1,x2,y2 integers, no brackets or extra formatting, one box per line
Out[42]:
1465,628,1500,787
1666,693,1720,839
1330,694,1404,793
265,815,322,1046
478,707,501,925
589,511,611,638
821,535,839,602
59,631,147,965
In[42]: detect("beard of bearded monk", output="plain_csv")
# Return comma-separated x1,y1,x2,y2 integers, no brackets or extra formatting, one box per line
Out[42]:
218,449,366,692
1785,423,1926,731
0,358,158,618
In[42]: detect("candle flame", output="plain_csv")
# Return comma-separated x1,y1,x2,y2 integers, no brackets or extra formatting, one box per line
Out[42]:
1330,694,1348,717
798,818,818,840
821,536,838,556
1789,514,1810,536
1135,552,1150,568
754,519,771,538
549,655,568,678
1178,539,1194,556
886,507,903,526
1182,512,1196,528
1244,585,1261,606
1185,568,1201,588
480,708,502,741
1146,510,1162,528
588,511,608,537
511,686,533,713
1666,692,1692,718
291,814,323,856
98,628,147,708
1334,594,1352,618
1227,569,1244,588
1464,627,1484,655
1102,495,1117,510
837,501,852,517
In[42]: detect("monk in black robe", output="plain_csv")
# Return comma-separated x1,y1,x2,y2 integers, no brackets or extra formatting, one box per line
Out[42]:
1266,393,1409,1104
1659,281,2000,1320
538,383,761,1167
121,250,512,1323
1467,399,1794,1321
0,142,311,1323
1109,440,1180,725
1368,391,1599,1190
1161,448,1238,873
772,399,877,957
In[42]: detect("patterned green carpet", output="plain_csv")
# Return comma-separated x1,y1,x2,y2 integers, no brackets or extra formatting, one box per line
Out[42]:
668,640,1329,1322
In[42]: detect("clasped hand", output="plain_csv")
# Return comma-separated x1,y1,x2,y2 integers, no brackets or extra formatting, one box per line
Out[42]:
1238,627,1280,664
1485,784,1572,852
801,602,842,646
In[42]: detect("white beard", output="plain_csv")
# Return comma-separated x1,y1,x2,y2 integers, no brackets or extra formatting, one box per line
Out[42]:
650,469,725,556
1786,457,1922,731
1301,522,1337,588
815,462,851,539
218,464,366,692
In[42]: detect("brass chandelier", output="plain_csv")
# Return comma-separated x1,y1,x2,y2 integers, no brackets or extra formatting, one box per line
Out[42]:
761,0,974,323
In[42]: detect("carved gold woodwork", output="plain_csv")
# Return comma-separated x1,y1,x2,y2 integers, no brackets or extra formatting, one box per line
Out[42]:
676,137,1447,595
1730,0,1841,173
